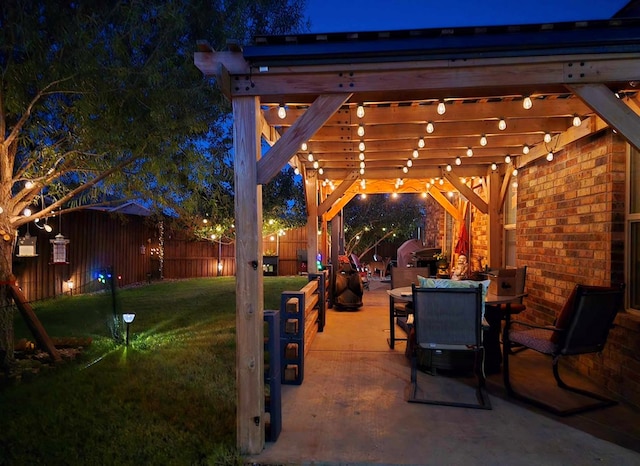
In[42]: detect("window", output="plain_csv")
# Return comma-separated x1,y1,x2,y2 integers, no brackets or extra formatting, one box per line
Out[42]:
504,180,517,267
628,145,640,311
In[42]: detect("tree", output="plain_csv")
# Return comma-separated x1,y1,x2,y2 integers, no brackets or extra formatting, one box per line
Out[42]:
342,193,425,259
0,0,308,370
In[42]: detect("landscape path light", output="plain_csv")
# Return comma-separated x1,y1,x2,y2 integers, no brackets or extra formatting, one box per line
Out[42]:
123,313,136,346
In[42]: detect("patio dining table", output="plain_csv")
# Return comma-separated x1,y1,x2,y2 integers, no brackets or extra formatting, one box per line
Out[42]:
387,285,526,372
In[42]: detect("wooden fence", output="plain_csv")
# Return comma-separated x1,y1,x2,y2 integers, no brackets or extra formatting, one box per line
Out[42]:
13,208,409,303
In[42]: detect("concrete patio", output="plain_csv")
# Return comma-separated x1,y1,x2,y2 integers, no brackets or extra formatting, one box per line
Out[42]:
248,278,640,466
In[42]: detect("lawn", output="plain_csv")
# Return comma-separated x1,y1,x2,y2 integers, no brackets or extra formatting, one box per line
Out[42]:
0,275,308,466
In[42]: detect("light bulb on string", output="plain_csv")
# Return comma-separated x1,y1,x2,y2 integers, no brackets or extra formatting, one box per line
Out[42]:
426,121,435,133
312,161,319,169
544,132,552,143
357,124,365,137
294,167,300,175
455,156,461,166
406,159,413,168
318,167,324,175
439,178,444,185
356,104,365,118
307,153,314,162
277,104,286,119
23,208,32,216
513,168,518,176
523,144,530,154
360,168,365,175
466,147,473,157
359,141,366,151
360,161,366,169
418,137,425,148
301,142,308,151
412,149,419,158
572,115,582,127
359,152,365,161
437,100,446,115
446,164,452,172
480,134,487,146
25,180,34,189
402,166,409,173
547,151,554,162
498,118,507,131
505,154,512,164
491,162,497,171
523,95,533,109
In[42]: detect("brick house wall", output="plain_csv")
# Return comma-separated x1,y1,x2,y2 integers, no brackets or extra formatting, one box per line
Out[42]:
516,130,640,407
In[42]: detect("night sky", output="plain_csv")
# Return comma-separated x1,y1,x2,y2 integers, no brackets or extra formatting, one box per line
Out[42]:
305,0,630,33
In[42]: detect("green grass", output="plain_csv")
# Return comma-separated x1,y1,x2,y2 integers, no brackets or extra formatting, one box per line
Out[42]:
1,275,308,466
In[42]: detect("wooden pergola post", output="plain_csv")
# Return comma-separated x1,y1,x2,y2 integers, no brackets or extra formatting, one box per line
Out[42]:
233,96,264,454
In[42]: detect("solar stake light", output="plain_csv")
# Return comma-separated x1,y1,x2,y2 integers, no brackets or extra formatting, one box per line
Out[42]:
123,313,136,345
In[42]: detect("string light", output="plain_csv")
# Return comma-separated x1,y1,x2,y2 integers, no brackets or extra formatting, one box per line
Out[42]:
312,161,319,169
480,134,487,146
466,147,473,157
360,193,367,199
23,208,32,216
360,168,365,175
572,114,582,127
547,151,554,162
446,164,452,172
356,104,365,118
513,168,518,176
412,149,419,158
406,159,413,168
437,100,446,115
523,144,530,154
359,152,365,161
307,153,314,162
301,142,308,151
439,178,444,185
360,179,366,189
357,124,365,137
294,167,300,175
426,121,435,133
544,132,552,143
523,95,533,109
455,156,461,166
491,162,497,171
318,167,324,175
359,141,366,151
498,118,507,131
277,104,286,119
360,161,366,168
25,181,34,189
504,155,512,164
402,166,409,173
418,137,425,148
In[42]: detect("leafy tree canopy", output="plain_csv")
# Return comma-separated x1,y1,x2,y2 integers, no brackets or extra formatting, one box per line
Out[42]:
342,193,425,259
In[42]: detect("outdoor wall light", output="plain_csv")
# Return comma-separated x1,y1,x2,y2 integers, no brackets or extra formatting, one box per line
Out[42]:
122,313,136,346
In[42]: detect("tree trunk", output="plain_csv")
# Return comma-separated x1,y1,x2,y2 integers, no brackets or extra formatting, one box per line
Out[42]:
0,231,15,371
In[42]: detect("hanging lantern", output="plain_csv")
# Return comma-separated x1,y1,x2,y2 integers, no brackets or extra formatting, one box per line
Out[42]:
50,233,69,264
17,231,38,257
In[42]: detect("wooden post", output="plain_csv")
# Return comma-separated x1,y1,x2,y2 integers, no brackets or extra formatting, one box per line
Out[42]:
487,170,502,268
233,96,264,454
305,171,319,274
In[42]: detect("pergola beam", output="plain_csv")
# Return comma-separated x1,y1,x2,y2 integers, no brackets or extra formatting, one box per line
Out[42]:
568,83,640,150
256,93,352,184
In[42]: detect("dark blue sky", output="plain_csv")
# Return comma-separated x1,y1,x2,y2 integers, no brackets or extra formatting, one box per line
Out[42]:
305,0,630,33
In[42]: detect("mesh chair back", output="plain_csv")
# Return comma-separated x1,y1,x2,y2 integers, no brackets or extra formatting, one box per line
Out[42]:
412,284,483,350
560,285,624,356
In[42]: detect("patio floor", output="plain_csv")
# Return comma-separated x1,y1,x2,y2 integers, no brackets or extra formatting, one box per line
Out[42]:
248,278,640,466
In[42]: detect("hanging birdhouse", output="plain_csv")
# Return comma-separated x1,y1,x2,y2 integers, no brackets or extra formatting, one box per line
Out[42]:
17,232,38,257
50,233,70,264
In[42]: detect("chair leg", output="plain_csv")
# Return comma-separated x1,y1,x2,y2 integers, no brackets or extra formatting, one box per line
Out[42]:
503,341,618,416
550,358,618,416
407,349,491,410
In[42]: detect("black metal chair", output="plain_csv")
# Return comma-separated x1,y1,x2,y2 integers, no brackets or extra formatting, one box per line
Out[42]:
408,284,491,409
502,283,625,416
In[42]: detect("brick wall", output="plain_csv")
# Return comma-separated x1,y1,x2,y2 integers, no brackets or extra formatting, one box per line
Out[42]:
517,130,640,407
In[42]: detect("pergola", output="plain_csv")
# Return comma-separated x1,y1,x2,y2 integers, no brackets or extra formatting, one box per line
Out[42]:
195,18,640,454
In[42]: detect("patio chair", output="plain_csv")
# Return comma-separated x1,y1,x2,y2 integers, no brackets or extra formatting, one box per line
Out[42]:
502,283,625,416
408,284,491,409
